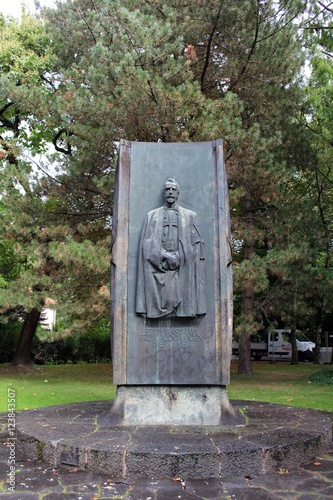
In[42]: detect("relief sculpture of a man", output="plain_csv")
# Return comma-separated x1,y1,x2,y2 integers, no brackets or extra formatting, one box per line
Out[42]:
136,178,206,318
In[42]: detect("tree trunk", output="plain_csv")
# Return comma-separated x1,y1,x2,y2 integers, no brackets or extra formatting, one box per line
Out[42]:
13,308,41,365
238,187,254,375
290,279,298,365
290,326,298,365
238,323,253,374
314,306,323,364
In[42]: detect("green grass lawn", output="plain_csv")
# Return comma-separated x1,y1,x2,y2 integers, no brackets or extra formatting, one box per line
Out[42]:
228,361,333,412
0,363,115,412
0,361,332,413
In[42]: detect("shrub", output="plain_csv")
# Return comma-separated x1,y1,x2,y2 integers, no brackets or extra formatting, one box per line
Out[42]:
32,318,111,364
0,320,22,363
309,368,333,386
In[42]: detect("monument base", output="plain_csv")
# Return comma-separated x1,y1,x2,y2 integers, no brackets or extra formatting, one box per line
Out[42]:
106,385,244,426
16,400,332,479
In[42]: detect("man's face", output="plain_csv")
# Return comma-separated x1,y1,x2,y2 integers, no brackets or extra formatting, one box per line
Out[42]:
164,182,179,206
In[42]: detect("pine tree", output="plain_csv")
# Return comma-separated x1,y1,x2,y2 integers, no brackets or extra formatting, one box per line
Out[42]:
172,0,309,372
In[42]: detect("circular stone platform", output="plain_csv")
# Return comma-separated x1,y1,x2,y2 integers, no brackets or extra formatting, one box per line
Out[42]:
16,400,331,480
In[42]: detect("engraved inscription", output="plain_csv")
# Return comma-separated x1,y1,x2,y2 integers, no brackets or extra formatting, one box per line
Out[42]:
140,327,203,349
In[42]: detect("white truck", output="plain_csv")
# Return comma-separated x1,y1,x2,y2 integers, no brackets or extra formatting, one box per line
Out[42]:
232,329,316,362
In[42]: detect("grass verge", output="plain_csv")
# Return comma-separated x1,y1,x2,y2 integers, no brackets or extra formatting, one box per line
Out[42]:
0,361,332,413
228,360,333,412
0,363,115,412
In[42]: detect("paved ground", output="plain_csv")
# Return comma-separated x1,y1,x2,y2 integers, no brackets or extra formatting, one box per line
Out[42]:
1,412,333,499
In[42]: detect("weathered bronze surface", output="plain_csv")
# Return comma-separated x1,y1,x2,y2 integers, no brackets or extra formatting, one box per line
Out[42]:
111,140,232,385
136,178,206,319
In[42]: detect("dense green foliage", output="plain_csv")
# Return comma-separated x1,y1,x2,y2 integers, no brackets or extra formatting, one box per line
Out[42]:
0,317,110,364
0,320,22,363
0,1,333,372
32,320,111,364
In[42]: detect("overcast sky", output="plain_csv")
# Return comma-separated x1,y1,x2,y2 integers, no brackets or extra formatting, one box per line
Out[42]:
0,0,55,19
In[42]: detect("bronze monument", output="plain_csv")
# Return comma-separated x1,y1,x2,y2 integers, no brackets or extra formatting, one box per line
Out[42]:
110,139,235,423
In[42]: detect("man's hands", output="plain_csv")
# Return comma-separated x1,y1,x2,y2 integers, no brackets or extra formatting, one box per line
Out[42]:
161,251,180,270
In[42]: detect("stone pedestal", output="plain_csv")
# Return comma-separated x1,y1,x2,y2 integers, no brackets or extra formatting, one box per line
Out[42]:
108,385,244,426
